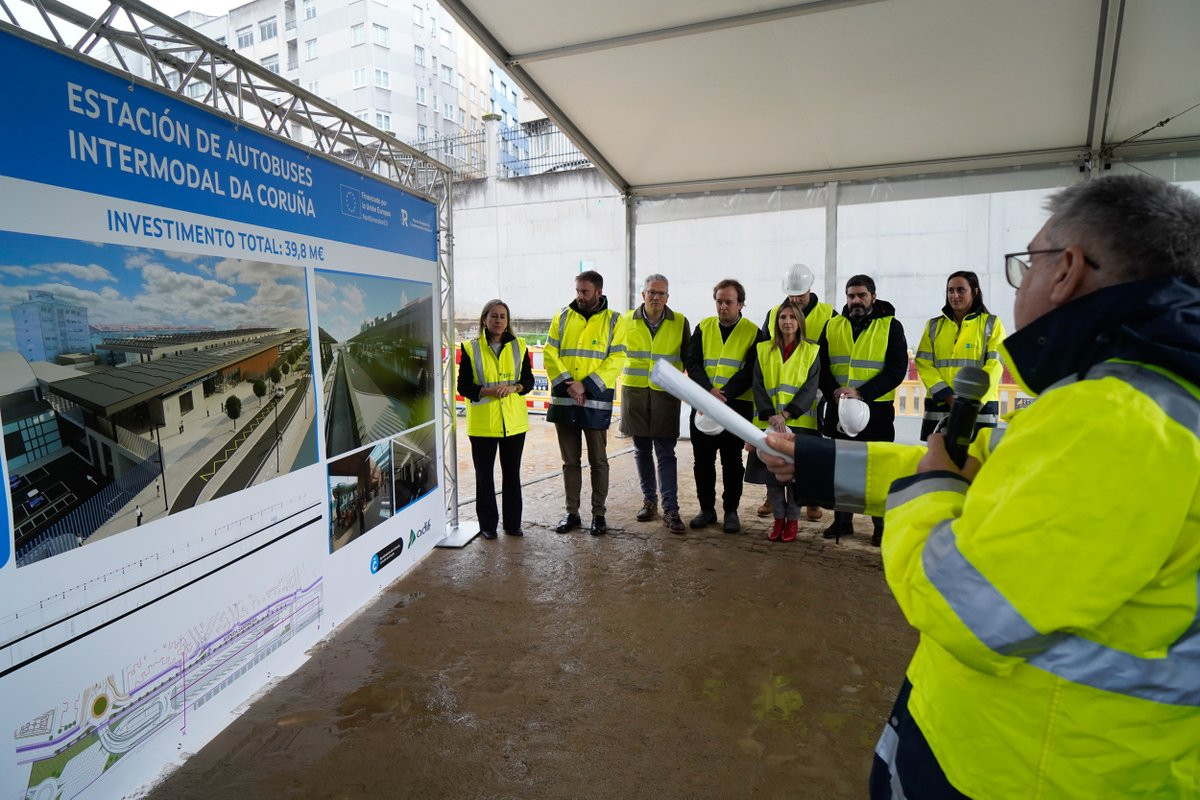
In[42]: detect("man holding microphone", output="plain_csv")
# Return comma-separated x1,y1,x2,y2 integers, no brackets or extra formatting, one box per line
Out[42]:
758,174,1200,799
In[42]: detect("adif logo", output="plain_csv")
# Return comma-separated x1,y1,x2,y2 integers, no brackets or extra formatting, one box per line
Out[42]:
408,518,432,547
400,208,410,227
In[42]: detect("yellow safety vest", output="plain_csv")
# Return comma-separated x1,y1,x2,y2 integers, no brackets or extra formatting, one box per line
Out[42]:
914,312,1006,421
543,303,626,428
826,314,897,401
698,316,758,403
753,339,820,430
464,337,529,437
620,308,686,390
767,300,835,345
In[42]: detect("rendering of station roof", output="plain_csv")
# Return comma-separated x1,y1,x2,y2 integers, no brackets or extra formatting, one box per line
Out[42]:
48,330,305,417
98,327,282,360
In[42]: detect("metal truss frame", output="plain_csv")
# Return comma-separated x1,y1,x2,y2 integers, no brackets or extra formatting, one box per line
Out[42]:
0,0,461,531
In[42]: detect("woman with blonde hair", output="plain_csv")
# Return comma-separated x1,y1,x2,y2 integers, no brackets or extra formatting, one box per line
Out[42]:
457,299,534,539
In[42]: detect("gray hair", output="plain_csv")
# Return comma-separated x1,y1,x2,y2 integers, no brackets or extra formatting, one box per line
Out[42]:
642,273,669,291
1045,174,1200,284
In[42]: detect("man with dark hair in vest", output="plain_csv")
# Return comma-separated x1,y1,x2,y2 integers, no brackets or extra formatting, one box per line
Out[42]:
684,278,766,534
818,274,907,546
621,274,691,533
544,270,627,536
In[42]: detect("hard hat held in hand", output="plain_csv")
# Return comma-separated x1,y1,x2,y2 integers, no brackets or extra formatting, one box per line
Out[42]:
694,411,725,436
837,397,870,437
782,263,815,295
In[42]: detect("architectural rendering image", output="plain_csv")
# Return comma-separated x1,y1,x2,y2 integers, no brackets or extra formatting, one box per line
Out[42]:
0,231,317,565
327,439,393,553
314,270,434,459
391,422,438,513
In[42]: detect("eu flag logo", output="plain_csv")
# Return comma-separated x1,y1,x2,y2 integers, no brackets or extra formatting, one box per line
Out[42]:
340,185,362,218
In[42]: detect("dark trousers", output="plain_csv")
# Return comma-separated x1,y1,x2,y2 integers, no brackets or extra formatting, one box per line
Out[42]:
690,412,745,514
633,436,679,512
869,680,971,799
470,433,526,534
828,400,895,531
555,424,609,516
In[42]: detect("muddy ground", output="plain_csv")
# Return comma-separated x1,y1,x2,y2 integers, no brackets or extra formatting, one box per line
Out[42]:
146,417,918,800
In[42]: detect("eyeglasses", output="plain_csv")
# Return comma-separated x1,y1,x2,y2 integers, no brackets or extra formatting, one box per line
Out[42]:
644,290,667,299
1003,248,1101,289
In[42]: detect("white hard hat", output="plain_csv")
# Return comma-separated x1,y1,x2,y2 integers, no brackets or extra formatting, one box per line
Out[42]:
694,411,725,436
837,397,870,437
782,263,815,295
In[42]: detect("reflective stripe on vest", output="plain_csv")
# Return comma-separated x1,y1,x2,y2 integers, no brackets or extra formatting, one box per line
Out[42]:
621,310,686,390
465,337,529,437
699,316,758,401
753,339,819,430
826,315,897,401
921,360,1200,705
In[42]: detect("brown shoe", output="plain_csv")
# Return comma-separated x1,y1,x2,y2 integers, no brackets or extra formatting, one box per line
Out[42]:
805,506,823,521
636,500,657,522
663,510,685,534
756,499,772,517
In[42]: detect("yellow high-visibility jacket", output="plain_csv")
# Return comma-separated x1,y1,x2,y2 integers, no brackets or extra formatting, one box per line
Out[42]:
826,313,900,402
543,299,626,429
752,339,820,431
464,336,529,437
698,316,759,403
620,307,686,391
914,309,1006,425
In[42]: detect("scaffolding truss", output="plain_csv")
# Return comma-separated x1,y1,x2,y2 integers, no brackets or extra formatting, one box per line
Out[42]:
1,0,461,530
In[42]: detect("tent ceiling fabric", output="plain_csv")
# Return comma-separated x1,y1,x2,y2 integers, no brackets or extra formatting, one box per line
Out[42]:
443,0,1200,195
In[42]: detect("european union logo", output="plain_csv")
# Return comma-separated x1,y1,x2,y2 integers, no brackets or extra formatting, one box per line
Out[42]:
340,184,362,218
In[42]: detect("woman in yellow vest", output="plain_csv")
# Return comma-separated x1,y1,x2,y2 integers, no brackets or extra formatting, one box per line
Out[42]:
456,299,534,539
914,271,1006,440
746,300,820,542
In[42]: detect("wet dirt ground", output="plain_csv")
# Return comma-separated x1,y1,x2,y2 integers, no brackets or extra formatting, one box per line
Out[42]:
147,417,918,800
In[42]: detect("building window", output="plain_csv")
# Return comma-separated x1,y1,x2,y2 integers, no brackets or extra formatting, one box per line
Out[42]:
236,26,253,48
440,65,453,84
375,68,390,89
457,107,465,124
307,80,319,93
354,110,368,122
215,35,226,46
186,82,206,100
353,67,366,88
417,124,427,140
431,55,437,70
413,4,424,25
262,54,279,74
376,112,391,131
439,27,452,47
414,45,424,66
373,24,389,47
305,38,318,59
351,23,364,45
456,72,464,89
442,101,453,119
259,17,277,41
510,88,517,104
470,115,477,129
415,85,426,104
469,82,476,102
303,0,316,20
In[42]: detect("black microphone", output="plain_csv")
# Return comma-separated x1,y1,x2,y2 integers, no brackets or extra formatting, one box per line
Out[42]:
941,366,989,468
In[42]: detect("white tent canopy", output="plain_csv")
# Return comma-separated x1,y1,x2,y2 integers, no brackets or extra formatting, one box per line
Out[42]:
443,0,1200,196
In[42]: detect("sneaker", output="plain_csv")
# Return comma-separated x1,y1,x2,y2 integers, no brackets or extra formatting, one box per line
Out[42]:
663,510,685,534
590,516,608,535
805,506,823,521
767,519,784,542
756,499,772,518
723,511,741,534
556,513,582,534
689,510,717,529
636,500,657,522
781,519,799,543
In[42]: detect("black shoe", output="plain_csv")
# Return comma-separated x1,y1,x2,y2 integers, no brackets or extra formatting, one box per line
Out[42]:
636,500,657,522
481,530,497,540
556,513,582,534
590,516,607,535
689,510,717,529
870,520,883,547
663,510,686,534
822,520,852,540
504,529,524,537
723,511,741,534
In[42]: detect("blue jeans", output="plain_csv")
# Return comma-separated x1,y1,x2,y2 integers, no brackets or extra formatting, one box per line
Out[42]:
632,436,678,512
